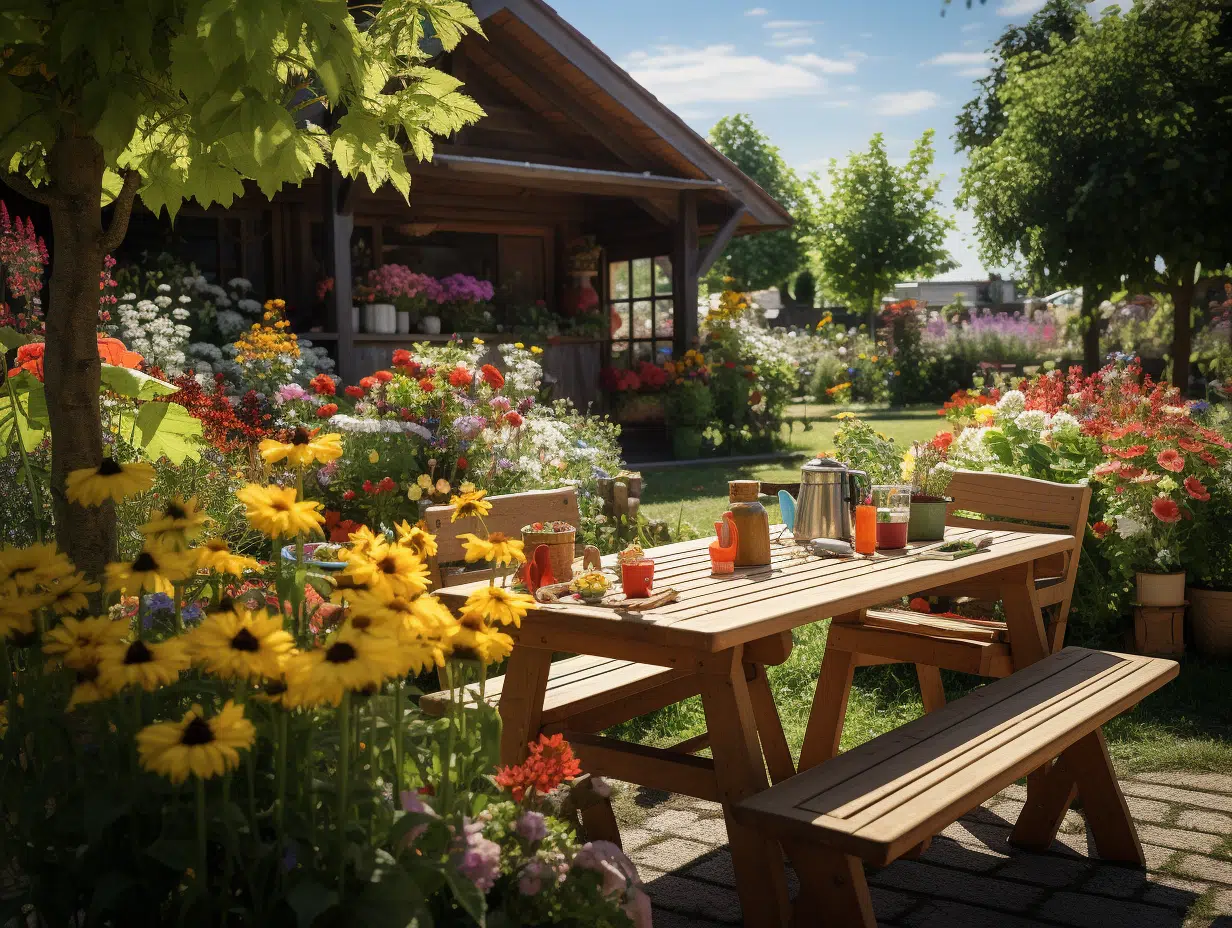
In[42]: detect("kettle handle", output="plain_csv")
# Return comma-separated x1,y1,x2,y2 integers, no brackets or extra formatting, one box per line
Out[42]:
845,470,868,509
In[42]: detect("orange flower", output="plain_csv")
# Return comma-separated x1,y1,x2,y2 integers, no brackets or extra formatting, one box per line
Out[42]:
96,337,144,369
1155,449,1185,473
493,733,582,802
1151,498,1181,523
8,342,45,380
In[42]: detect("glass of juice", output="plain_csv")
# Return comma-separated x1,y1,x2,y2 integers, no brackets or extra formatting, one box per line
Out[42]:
854,501,877,555
871,484,912,550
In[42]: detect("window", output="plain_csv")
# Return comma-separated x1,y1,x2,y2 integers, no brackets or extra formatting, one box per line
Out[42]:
608,256,674,368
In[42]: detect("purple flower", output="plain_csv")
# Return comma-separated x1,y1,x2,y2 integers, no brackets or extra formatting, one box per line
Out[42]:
516,811,547,843
454,415,487,440
275,383,310,404
518,860,546,896
182,604,204,626
316,460,339,488
457,819,501,892
517,397,535,415
489,395,511,413
398,790,438,846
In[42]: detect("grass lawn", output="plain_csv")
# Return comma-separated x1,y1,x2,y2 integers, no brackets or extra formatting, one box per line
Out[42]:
624,403,1232,777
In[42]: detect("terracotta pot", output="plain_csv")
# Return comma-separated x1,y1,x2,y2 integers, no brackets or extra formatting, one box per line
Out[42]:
1135,571,1187,607
1188,586,1232,658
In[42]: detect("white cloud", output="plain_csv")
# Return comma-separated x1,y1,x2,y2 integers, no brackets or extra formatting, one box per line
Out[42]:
872,90,942,116
961,22,982,33
744,6,768,15
764,19,820,29
624,44,826,105
958,66,991,77
786,53,860,75
997,0,1045,16
767,33,815,48
924,51,992,67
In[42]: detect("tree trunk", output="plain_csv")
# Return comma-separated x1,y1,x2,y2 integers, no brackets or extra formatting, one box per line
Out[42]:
1081,282,1108,374
44,136,114,579
1170,267,1196,394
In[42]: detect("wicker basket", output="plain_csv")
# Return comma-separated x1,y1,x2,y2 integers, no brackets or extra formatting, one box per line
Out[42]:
1188,587,1232,658
521,527,576,583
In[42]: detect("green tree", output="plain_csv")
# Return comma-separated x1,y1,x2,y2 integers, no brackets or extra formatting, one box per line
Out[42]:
812,131,956,333
707,114,811,291
959,0,1232,387
0,0,483,577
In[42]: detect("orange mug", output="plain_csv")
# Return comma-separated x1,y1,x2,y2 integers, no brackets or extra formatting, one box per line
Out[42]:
621,560,654,598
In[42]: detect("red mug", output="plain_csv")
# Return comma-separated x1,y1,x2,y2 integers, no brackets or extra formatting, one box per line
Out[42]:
621,559,654,598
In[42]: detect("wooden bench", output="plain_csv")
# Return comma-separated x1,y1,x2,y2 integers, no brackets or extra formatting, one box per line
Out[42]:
736,648,1177,927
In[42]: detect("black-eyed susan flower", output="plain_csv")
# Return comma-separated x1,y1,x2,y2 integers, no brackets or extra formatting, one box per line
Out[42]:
65,458,156,506
187,607,295,681
97,637,190,692
194,539,263,577
66,662,115,710
460,585,534,628
104,543,196,596
236,484,324,538
0,542,77,590
139,496,210,544
46,572,101,616
43,615,129,669
136,701,255,784
451,613,513,665
342,540,429,600
457,532,525,567
394,520,438,559
0,594,41,640
449,490,492,523
258,428,343,470
346,525,382,556
288,629,396,707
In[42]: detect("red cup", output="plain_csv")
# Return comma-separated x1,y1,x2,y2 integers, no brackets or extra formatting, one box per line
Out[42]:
621,559,655,598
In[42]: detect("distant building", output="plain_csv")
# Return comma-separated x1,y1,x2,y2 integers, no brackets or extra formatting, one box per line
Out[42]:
891,278,1021,310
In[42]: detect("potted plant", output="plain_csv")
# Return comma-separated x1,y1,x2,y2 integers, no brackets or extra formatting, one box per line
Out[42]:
1185,489,1232,657
902,434,954,541
664,378,714,460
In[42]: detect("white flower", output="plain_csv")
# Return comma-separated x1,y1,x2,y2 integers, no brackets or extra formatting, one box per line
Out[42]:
995,390,1026,419
121,291,137,301
1116,515,1146,538
157,283,171,293
228,278,252,291
1014,409,1048,432
177,294,192,304
1047,411,1080,440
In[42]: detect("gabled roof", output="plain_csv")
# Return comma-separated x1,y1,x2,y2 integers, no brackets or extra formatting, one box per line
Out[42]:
465,0,793,232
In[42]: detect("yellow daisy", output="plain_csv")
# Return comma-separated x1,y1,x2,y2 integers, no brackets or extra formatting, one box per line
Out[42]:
259,428,344,470
65,458,156,506
236,484,324,538
451,614,513,665
42,616,129,670
187,607,295,681
346,525,382,556
0,543,77,590
457,532,525,567
342,540,429,599
138,496,210,544
194,538,263,576
449,490,492,523
460,585,534,628
394,520,438,559
136,701,255,784
104,543,196,596
66,662,116,710
97,637,191,692
46,572,101,616
0,603,37,642
288,629,396,707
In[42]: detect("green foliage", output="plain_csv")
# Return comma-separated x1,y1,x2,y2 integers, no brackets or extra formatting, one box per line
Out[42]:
664,379,713,427
706,114,813,290
792,269,817,308
832,417,901,486
811,132,955,318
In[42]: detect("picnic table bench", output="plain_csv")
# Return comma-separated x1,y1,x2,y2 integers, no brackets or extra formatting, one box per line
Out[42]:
735,647,1178,927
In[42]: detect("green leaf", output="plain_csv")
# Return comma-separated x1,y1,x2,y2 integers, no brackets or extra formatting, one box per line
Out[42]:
443,866,486,925
352,867,431,928
285,881,338,928
0,371,49,452
984,430,1015,466
0,327,32,351
126,402,203,464
144,838,196,872
100,363,179,400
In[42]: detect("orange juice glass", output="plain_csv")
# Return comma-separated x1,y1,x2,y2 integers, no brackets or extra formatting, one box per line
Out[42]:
854,504,877,555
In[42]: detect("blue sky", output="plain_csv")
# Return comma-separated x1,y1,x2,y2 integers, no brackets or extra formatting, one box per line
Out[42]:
547,0,1117,281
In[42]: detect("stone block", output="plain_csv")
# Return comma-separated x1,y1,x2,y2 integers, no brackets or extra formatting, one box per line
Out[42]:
1121,781,1232,814
869,859,1045,911
919,836,1007,873
901,899,1045,928
644,809,701,833
996,853,1092,888
644,873,744,924
1133,771,1232,795
1036,891,1181,928
1136,824,1222,854
1141,873,1210,911
642,837,713,871
1176,808,1232,836
1176,854,1232,886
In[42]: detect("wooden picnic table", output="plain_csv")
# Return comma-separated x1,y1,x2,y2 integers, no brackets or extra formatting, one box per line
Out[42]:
436,525,1077,928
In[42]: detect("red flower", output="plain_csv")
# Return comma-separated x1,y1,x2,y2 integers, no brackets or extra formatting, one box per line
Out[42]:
493,733,582,802
1200,450,1219,466
448,366,473,389
504,411,524,428
418,378,435,394
359,376,377,390
456,456,468,470
724,361,736,369
1151,498,1181,523
310,373,336,396
1156,448,1185,472
344,385,365,399
1115,445,1147,459
1184,475,1210,501
480,364,505,390
96,337,144,369
373,370,394,384
362,479,374,493
377,476,396,493
316,403,338,418
8,342,45,380
392,349,412,368
1119,465,1144,480
908,597,931,613
930,431,954,451
1178,437,1206,453
1091,521,1112,539
1093,461,1123,478
343,489,356,501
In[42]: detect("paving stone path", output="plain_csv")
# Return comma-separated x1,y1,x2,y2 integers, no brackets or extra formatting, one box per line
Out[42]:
619,771,1232,927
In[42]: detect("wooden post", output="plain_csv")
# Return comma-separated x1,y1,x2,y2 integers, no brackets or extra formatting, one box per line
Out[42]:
324,169,356,383
672,189,699,357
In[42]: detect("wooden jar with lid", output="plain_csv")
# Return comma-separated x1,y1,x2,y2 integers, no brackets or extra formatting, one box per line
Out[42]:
728,480,771,567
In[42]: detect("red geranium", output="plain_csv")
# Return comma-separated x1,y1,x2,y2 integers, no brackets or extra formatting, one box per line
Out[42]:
310,373,336,396
448,366,473,389
504,411,524,428
1114,445,1147,459
1178,437,1206,453
418,378,435,393
372,370,394,384
316,403,338,418
1156,448,1185,472
457,456,468,470
344,385,365,399
1184,475,1210,501
908,597,931,613
931,431,954,451
343,489,356,501
1151,498,1181,523
493,733,582,802
359,376,377,390
1200,450,1219,466
392,349,411,367
480,364,505,390
1091,521,1112,539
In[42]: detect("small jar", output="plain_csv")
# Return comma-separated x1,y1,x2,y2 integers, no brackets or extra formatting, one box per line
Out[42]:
728,480,771,567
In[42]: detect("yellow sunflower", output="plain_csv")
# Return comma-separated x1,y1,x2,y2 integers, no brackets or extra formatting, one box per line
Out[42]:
344,587,417,626
237,484,324,538
46,572,101,616
394,520,438,558
288,628,397,707
346,525,382,556
138,496,210,544
449,490,492,523
42,616,129,669
97,637,191,692
104,543,196,596
0,602,37,641
342,540,429,600
65,458,156,506
187,607,295,681
409,594,458,634
460,585,534,628
136,701,256,784
457,532,525,567
0,543,77,590
451,614,513,664
66,662,116,710
259,428,344,470
194,538,263,576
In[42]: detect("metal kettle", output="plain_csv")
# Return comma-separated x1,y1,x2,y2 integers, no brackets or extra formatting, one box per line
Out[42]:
792,457,867,543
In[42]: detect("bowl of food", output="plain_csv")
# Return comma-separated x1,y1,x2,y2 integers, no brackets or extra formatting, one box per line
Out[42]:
282,542,349,571
572,570,610,604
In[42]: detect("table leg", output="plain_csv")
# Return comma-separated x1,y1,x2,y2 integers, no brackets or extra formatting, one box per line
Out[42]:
915,664,946,713
497,646,553,765
745,662,796,784
997,562,1049,670
701,653,790,928
797,644,856,772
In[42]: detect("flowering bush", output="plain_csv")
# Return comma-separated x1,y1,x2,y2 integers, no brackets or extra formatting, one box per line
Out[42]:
922,306,1065,369
0,200,48,334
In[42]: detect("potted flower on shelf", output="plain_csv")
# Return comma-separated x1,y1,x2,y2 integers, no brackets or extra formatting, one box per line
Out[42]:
902,433,954,541
1184,476,1232,657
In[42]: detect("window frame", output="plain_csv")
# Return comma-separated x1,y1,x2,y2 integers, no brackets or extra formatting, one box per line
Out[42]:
606,254,675,369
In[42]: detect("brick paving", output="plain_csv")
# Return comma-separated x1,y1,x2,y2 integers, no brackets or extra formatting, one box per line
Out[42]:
619,771,1232,927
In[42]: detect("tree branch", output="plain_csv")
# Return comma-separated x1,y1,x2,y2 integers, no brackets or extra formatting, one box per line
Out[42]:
1,170,59,207
99,170,141,253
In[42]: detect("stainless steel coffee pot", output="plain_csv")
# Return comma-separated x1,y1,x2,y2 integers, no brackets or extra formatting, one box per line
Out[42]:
791,457,867,543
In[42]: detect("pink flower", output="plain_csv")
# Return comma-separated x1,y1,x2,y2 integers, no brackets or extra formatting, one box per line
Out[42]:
516,810,547,843
457,819,501,892
1156,448,1185,472
1184,475,1210,501
1151,497,1181,523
